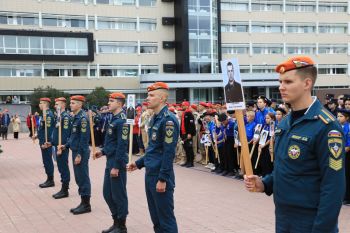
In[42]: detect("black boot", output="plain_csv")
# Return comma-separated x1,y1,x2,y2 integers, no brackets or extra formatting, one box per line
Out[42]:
39,176,55,188
53,183,69,199
114,219,127,233
70,198,83,213
102,219,118,233
72,196,91,215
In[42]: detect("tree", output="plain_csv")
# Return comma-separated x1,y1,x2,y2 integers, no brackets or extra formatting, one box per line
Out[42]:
30,86,70,113
86,87,110,109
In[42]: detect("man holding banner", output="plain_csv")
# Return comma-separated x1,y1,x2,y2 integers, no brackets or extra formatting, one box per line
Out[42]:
94,92,129,233
127,82,179,233
244,56,345,233
33,97,55,188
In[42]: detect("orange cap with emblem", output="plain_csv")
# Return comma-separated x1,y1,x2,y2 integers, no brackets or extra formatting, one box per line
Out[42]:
147,82,169,92
275,56,315,74
109,92,125,99
70,95,85,102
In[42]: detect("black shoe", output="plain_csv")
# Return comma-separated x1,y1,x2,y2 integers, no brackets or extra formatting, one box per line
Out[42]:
343,200,350,206
226,172,235,177
39,176,55,188
102,219,118,233
72,196,91,215
70,202,83,213
181,162,188,167
215,169,223,174
53,184,69,199
114,219,127,233
220,171,229,176
185,163,194,168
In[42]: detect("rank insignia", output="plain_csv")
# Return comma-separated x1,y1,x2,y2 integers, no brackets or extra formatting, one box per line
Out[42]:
108,128,113,135
122,124,128,140
165,121,174,144
328,137,343,159
81,118,87,133
288,145,300,160
329,157,342,171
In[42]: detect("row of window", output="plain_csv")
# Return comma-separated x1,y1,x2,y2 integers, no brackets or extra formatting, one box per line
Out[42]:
98,41,158,54
0,12,157,31
222,43,349,55
0,35,88,56
40,0,156,7
0,64,159,77
221,21,349,34
221,1,348,13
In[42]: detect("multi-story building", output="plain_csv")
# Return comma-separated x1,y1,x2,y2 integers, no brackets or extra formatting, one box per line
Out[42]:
0,0,349,104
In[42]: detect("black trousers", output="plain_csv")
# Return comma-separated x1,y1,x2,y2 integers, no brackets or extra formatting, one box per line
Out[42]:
182,136,194,165
14,132,19,139
224,137,238,172
344,151,350,201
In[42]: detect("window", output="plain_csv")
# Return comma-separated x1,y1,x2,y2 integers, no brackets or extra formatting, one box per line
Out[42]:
318,44,347,54
97,17,137,30
252,65,276,73
98,41,137,53
319,2,347,13
0,35,89,56
251,2,282,11
221,21,248,32
100,66,138,77
139,0,156,6
286,44,315,54
318,65,347,75
319,24,347,34
0,65,41,77
139,19,156,31
221,1,248,11
42,14,86,28
0,12,39,26
251,23,283,33
252,44,283,54
222,44,249,54
140,42,158,54
286,2,315,12
141,65,158,74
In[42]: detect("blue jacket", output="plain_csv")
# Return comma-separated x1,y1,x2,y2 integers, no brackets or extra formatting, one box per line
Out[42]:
101,111,129,169
135,106,179,185
245,121,257,142
215,123,225,148
225,118,237,138
52,110,71,146
66,109,90,155
341,122,350,148
262,99,345,233
255,107,275,125
1,113,10,126
38,109,54,146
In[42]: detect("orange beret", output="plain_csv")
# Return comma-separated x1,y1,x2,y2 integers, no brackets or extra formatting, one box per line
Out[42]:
55,97,66,102
182,101,190,107
109,92,125,99
199,102,208,107
40,97,51,103
70,95,85,102
147,82,169,92
275,56,315,74
191,104,197,110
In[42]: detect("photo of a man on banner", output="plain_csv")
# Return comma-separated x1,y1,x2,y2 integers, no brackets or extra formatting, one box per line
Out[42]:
221,58,245,110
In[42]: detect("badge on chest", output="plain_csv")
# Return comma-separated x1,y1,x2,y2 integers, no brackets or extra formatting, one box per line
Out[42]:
288,145,300,159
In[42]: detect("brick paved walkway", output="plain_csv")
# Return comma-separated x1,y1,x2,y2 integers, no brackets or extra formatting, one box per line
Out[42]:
0,134,349,233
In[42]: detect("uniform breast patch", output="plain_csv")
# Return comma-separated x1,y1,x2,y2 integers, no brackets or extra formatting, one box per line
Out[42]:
46,116,51,127
64,118,69,129
288,145,300,159
165,121,174,144
108,127,113,135
328,138,343,159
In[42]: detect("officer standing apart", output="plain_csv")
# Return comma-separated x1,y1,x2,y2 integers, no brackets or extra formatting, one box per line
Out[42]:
33,97,55,188
52,97,71,199
95,93,129,233
244,56,345,233
58,95,92,215
127,82,179,233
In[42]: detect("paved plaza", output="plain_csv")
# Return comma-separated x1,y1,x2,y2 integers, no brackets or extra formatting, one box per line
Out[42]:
0,134,350,233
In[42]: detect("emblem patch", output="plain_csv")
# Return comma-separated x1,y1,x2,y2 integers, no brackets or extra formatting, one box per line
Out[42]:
288,145,300,160
328,130,342,138
108,128,113,135
122,124,128,140
72,126,77,133
46,116,51,127
81,118,87,133
152,131,157,141
328,138,343,159
165,121,174,144
329,157,342,171
63,118,69,129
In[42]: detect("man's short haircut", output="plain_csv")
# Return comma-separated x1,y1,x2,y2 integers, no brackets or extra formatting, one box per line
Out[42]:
117,98,125,106
227,61,233,67
295,66,318,88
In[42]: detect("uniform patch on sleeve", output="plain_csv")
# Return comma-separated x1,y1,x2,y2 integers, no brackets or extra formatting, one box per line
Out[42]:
329,157,342,171
328,137,343,159
328,130,342,138
165,121,174,144
47,116,52,127
81,118,87,133
122,124,129,140
63,117,69,129
328,130,343,171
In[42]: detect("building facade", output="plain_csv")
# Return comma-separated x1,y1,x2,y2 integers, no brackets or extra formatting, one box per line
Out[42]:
0,0,349,104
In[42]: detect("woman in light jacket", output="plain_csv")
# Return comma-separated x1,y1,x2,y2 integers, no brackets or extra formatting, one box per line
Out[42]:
11,114,21,139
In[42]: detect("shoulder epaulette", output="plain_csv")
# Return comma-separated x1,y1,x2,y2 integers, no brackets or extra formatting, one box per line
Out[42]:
318,108,336,125
164,110,170,117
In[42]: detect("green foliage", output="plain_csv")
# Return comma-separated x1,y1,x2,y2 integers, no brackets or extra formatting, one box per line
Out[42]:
85,87,110,109
30,86,70,113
